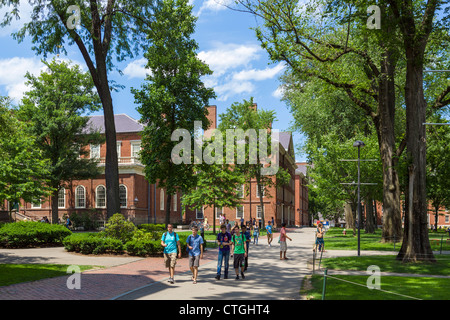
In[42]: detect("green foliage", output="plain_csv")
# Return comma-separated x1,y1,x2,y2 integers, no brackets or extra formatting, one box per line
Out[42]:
69,210,105,231
0,221,72,248
63,233,124,255
103,213,136,243
0,97,53,207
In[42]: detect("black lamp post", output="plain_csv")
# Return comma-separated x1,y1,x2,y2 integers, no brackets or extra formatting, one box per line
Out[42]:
353,140,365,256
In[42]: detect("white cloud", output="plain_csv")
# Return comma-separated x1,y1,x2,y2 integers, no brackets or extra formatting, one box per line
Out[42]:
0,57,87,102
214,80,255,101
123,58,151,79
197,0,233,16
272,86,285,99
0,57,45,101
233,63,285,81
198,43,261,77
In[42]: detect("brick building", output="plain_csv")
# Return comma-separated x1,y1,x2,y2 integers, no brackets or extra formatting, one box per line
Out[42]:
294,162,309,226
5,105,304,228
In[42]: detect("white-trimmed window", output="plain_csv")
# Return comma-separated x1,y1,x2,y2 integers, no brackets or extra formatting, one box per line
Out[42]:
119,185,127,208
131,141,141,159
236,206,244,219
58,188,65,209
31,199,41,209
215,207,223,219
160,189,165,211
237,184,244,198
446,215,449,223
75,186,86,208
90,144,100,159
256,184,265,198
117,141,122,158
96,185,106,208
256,205,264,219
173,194,177,212
196,207,204,219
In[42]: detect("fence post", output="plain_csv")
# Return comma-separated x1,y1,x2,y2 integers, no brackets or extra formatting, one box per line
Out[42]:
440,235,444,255
321,269,328,300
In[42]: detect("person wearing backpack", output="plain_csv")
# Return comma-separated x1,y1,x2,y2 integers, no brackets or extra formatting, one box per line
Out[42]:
231,226,247,280
186,226,204,284
161,224,181,284
215,224,232,280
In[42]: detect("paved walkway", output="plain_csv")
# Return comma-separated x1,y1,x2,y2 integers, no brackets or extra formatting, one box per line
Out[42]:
0,227,427,300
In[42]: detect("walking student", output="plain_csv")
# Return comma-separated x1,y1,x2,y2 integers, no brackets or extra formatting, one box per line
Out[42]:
161,224,181,284
231,226,247,280
279,222,292,260
215,224,232,280
241,225,251,271
313,222,325,252
253,224,259,245
187,226,204,284
266,221,273,247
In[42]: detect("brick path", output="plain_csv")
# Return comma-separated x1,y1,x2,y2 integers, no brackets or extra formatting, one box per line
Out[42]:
0,249,218,300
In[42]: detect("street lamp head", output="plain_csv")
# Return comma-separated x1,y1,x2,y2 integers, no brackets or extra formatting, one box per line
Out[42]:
353,140,365,148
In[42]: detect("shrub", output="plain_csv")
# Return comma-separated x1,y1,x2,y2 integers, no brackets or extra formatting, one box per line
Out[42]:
63,233,123,255
69,210,104,231
138,224,166,233
0,221,72,248
104,213,136,243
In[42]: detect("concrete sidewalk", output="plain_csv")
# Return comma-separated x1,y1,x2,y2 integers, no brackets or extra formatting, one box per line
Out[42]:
0,227,399,300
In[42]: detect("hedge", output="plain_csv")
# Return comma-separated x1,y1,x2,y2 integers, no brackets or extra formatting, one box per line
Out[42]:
63,233,124,255
0,221,72,248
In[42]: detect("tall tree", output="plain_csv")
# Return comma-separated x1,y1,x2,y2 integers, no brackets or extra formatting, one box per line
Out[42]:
0,97,52,220
383,0,449,262
233,0,408,242
132,0,216,227
0,0,158,218
17,59,104,224
218,98,291,227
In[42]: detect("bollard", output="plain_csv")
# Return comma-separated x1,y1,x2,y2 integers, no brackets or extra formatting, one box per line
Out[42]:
322,269,328,300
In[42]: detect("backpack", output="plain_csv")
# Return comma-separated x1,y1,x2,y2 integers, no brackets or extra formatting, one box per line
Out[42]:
232,233,245,247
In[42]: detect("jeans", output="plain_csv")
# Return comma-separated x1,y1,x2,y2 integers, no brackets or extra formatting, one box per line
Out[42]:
217,250,230,277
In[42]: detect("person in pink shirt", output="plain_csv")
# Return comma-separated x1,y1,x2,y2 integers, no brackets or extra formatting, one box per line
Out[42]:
279,222,292,260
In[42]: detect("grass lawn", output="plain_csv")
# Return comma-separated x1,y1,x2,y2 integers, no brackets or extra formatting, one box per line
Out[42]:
0,264,97,287
303,274,450,300
303,255,450,300
321,255,450,276
323,228,450,251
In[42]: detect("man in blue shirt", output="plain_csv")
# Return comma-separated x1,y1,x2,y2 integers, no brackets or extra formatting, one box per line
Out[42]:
266,221,273,247
187,226,204,284
161,224,181,284
215,224,232,280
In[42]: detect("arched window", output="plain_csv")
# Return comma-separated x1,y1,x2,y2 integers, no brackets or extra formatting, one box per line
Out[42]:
75,186,86,208
160,189,165,211
119,185,127,208
96,185,106,208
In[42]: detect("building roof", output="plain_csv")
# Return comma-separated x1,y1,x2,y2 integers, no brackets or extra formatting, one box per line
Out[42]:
85,114,144,134
279,131,292,151
295,162,309,176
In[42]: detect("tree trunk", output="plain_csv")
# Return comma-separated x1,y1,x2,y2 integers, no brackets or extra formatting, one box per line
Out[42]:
344,201,355,233
376,47,402,243
51,188,59,224
165,193,172,228
365,196,375,234
397,52,435,262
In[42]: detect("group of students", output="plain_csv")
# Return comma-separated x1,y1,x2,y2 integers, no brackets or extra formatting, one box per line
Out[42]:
160,220,292,284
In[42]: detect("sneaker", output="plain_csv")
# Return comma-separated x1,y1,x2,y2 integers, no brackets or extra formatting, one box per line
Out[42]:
168,278,174,284
224,275,228,279
241,272,245,279
235,275,239,280
215,275,220,280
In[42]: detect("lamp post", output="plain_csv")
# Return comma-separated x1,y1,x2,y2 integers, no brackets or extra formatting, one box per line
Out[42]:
353,140,365,257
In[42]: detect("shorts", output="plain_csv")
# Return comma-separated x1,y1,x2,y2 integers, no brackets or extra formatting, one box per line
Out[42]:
164,252,177,268
267,233,273,239
233,253,245,269
315,237,324,245
280,241,287,252
189,255,200,268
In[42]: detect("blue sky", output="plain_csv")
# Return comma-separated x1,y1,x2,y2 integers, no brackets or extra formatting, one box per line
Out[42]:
0,1,307,162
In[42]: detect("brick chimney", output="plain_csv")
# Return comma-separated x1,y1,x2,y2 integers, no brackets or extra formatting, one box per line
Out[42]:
206,105,217,130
